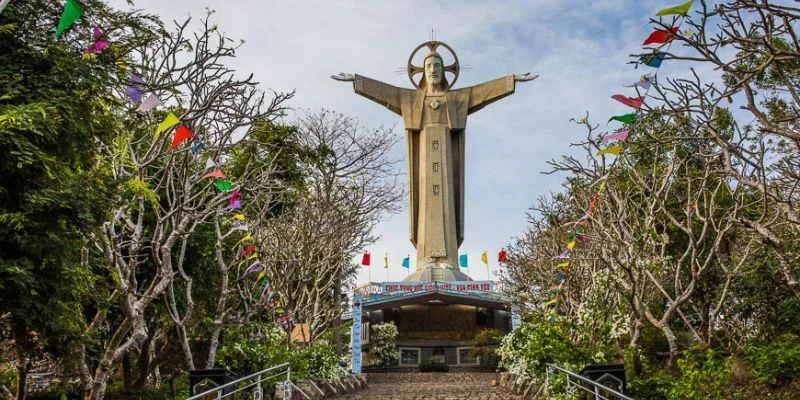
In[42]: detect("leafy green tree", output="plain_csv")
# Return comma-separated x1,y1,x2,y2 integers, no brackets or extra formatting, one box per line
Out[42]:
370,322,398,367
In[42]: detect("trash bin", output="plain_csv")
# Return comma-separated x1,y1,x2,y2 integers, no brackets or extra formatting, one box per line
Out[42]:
579,364,626,394
188,369,239,396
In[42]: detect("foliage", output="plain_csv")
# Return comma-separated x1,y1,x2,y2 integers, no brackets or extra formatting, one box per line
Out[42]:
370,322,399,367
741,334,800,386
214,321,339,381
418,358,449,373
470,328,503,362
666,347,731,400
497,320,590,378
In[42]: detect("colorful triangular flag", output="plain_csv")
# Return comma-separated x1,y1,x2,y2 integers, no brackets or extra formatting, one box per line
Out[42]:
656,0,693,16
608,113,637,124
459,254,468,268
597,145,623,156
54,0,83,39
611,94,644,109
642,27,678,45
602,131,629,142
138,94,163,112
498,249,507,263
402,256,410,269
169,125,192,149
203,170,226,180
214,179,232,191
481,251,488,265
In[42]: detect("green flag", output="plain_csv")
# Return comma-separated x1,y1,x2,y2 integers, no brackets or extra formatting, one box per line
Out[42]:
608,113,637,124
656,0,693,17
215,179,232,191
54,0,83,39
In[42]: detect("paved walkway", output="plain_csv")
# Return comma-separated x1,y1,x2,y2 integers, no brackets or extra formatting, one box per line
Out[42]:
340,372,521,400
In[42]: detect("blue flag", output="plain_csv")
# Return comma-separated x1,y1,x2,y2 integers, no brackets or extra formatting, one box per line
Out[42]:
402,256,410,269
459,254,468,268
638,52,666,68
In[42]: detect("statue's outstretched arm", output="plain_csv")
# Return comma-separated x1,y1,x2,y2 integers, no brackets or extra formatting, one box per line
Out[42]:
514,72,539,82
331,73,355,82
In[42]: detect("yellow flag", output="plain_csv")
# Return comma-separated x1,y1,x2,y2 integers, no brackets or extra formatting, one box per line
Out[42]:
155,112,179,137
656,0,693,16
481,251,488,265
257,271,266,281
232,213,246,221
234,233,252,248
545,298,559,306
599,181,607,190
596,145,623,156
556,261,569,268
567,241,576,249
384,253,388,269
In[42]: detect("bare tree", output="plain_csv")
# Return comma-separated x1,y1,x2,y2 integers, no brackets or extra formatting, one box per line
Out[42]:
79,13,291,399
252,110,404,342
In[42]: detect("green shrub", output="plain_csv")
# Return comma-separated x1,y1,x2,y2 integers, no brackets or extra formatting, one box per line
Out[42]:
667,347,731,400
370,322,399,367
496,320,589,377
419,357,449,372
215,321,338,381
741,333,800,385
471,328,503,363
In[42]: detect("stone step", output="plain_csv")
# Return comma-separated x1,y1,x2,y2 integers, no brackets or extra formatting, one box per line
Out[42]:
338,372,522,400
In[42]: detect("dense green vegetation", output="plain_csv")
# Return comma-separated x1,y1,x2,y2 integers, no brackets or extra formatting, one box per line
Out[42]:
499,1,800,398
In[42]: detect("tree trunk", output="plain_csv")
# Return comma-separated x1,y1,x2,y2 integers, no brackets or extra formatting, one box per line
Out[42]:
14,358,31,400
334,266,342,356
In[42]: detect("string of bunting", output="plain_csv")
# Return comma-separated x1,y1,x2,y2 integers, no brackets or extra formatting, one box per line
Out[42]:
50,0,287,320
544,0,694,322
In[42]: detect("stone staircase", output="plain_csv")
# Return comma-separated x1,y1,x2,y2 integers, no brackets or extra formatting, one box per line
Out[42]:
338,372,522,400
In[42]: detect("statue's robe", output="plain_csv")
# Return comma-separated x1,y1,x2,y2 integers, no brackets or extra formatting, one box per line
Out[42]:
352,75,516,268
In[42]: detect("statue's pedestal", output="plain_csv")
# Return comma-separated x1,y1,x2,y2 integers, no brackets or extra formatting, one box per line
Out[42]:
402,265,473,282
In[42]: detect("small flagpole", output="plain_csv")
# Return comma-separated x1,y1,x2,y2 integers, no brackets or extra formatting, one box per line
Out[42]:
385,267,389,282
487,263,491,281
368,264,371,284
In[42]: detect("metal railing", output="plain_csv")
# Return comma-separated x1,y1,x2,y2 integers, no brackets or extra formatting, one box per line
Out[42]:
187,362,298,400
547,364,634,400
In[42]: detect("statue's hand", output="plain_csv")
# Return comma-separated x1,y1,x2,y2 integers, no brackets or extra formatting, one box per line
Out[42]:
514,72,539,82
331,73,355,82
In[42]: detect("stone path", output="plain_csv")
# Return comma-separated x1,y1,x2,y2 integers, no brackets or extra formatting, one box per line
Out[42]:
339,372,522,400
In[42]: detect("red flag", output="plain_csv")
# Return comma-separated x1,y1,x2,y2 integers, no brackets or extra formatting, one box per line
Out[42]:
202,170,226,180
241,244,255,258
361,251,371,266
642,27,678,45
169,125,193,149
611,94,644,109
498,249,507,263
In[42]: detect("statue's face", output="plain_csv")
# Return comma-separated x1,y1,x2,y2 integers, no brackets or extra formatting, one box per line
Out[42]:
425,55,443,86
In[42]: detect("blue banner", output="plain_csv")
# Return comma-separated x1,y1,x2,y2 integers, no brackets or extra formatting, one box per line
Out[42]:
351,294,363,374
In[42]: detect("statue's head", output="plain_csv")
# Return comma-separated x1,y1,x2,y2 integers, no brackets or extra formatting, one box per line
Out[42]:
424,51,444,88
407,41,459,91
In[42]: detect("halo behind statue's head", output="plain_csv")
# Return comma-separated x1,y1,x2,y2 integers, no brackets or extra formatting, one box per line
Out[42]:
408,41,460,90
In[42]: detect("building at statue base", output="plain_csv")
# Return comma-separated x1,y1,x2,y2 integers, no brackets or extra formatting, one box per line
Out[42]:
353,266,511,368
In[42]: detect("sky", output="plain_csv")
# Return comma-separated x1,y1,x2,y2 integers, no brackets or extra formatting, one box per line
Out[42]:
108,0,705,285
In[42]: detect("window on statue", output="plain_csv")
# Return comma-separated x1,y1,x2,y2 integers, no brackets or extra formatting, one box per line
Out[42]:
457,347,479,365
432,140,439,151
432,162,440,173
433,184,440,196
399,348,420,366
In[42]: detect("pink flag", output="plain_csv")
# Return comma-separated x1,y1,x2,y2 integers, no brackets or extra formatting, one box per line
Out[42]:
230,191,241,209
602,131,629,142
86,27,108,53
611,94,644,109
202,170,226,180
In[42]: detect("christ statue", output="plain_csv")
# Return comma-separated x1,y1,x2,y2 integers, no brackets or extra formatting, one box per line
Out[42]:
332,41,536,280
